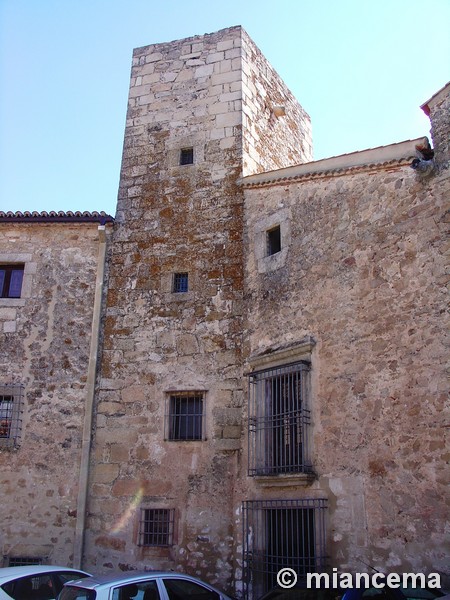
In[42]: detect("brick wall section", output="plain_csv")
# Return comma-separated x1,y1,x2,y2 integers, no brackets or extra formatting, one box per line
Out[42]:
0,222,105,565
242,157,449,578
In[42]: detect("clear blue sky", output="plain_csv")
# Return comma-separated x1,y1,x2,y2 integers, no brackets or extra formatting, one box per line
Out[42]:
1,0,449,216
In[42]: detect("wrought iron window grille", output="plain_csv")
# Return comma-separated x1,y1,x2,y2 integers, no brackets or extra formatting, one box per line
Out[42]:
165,392,205,441
3,556,45,567
138,508,175,547
172,272,189,293
0,384,24,449
247,361,312,476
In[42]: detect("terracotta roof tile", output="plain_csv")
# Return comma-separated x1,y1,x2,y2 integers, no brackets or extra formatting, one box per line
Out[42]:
0,210,114,223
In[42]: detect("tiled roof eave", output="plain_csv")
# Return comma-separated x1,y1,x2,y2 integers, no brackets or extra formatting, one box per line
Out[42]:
242,157,413,189
0,210,115,224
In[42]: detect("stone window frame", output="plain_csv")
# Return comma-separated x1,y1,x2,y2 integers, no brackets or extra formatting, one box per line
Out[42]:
0,383,24,450
137,507,176,547
166,135,205,170
253,208,290,273
0,253,35,307
164,390,206,442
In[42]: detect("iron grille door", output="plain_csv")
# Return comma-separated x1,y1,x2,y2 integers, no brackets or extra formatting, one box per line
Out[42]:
242,498,327,599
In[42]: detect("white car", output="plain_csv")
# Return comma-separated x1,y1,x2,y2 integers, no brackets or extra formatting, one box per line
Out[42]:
0,565,91,600
58,571,235,600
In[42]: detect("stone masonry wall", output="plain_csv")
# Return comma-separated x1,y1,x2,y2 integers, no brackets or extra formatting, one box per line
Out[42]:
0,222,105,566
427,83,450,165
240,29,313,175
86,28,247,588
242,159,449,581
86,26,312,592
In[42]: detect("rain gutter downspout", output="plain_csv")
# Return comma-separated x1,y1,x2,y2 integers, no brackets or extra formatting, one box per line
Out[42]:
73,223,108,568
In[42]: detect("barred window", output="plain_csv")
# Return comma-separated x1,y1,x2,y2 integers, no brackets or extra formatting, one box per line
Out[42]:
138,508,175,547
3,556,44,567
180,147,194,165
165,392,205,441
0,264,24,298
172,272,188,293
248,361,311,476
242,498,327,599
0,384,24,449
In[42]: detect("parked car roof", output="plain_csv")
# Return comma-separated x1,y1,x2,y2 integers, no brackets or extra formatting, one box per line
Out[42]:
70,571,188,588
0,565,89,581
60,571,235,600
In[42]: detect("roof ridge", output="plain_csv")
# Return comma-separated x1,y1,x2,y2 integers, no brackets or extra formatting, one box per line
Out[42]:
0,210,114,223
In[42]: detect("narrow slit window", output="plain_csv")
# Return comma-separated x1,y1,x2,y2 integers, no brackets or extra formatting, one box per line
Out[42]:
180,147,194,165
173,272,188,293
267,226,281,256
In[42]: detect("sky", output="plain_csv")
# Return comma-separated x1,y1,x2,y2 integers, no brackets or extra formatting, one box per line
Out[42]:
0,0,449,217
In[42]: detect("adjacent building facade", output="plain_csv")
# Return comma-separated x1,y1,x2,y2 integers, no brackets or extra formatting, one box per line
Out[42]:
0,26,448,599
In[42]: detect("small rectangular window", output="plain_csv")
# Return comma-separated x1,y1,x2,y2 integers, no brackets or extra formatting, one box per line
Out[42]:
180,147,194,165
0,265,24,298
0,384,24,449
267,226,281,256
166,392,205,441
138,508,175,546
172,272,188,293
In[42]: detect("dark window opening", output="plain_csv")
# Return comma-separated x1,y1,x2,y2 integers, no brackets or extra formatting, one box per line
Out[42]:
138,508,174,546
242,498,327,599
172,272,188,293
180,147,194,165
0,264,24,298
266,226,281,256
166,393,204,441
248,362,312,476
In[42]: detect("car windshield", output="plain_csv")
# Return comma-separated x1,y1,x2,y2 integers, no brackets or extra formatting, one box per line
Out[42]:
58,586,96,600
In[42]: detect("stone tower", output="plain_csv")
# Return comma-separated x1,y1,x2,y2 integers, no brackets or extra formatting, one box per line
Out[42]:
84,26,311,587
